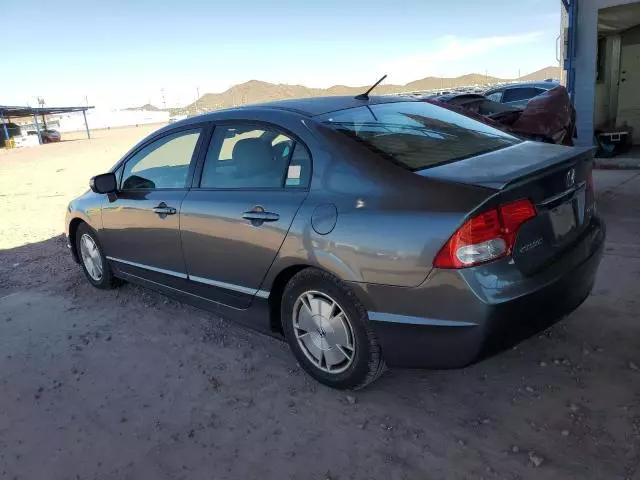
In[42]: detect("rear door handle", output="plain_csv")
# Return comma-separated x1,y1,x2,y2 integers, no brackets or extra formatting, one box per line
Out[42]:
153,202,177,216
242,211,279,222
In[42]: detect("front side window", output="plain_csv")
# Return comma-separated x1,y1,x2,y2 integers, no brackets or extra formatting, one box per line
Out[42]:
200,125,311,189
121,129,201,190
318,101,520,171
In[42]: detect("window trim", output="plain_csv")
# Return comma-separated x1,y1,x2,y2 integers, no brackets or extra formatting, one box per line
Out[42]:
115,123,210,192
193,120,313,192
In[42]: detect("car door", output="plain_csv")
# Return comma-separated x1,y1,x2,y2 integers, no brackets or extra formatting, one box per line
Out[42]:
101,126,206,287
179,122,311,309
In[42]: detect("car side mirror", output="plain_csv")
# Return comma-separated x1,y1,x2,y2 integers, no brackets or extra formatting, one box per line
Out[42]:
90,172,117,194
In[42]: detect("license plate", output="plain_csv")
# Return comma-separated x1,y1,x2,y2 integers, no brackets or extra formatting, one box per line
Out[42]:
549,202,576,239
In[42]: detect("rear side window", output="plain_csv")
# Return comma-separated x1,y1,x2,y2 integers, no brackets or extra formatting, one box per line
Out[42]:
318,101,520,171
485,91,502,102
200,125,311,189
502,87,544,103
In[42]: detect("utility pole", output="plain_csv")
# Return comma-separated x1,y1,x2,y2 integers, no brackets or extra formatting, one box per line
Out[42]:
36,96,47,129
161,88,166,110
518,69,521,81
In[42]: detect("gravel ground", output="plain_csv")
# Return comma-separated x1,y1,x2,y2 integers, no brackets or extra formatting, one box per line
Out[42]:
1,132,640,480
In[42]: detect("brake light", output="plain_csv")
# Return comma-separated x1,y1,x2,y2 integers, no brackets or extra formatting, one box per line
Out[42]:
434,199,536,268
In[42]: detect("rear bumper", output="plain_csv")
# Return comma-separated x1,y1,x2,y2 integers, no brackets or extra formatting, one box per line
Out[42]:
349,216,605,368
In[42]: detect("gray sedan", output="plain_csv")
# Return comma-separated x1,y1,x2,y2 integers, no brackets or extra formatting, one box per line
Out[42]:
484,80,560,107
66,96,605,389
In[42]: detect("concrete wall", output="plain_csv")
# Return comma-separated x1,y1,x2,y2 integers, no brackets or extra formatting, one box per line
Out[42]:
57,110,170,132
573,0,639,146
622,23,640,43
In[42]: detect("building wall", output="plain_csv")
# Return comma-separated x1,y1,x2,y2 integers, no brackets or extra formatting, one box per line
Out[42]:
622,23,640,43
594,83,608,126
572,0,639,146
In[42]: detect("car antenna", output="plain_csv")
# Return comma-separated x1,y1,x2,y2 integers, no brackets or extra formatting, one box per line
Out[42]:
355,75,387,100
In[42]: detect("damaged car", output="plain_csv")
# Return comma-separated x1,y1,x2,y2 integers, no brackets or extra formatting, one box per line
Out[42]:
424,85,577,146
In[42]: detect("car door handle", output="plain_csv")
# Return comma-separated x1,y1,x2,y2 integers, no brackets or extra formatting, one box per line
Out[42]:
242,211,279,222
153,203,177,215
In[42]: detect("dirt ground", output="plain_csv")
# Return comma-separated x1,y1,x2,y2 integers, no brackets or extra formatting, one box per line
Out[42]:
1,130,640,479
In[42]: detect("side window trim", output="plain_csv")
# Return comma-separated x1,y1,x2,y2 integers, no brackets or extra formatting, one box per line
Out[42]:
117,124,208,191
284,141,312,190
193,120,312,191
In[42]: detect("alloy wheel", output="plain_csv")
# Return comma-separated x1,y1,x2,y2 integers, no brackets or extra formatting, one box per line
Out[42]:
79,233,104,282
292,290,356,374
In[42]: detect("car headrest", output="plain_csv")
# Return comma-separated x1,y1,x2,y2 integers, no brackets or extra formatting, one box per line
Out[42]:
232,138,273,176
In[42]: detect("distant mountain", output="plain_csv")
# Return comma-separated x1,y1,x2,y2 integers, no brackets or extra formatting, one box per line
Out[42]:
403,73,504,92
519,66,561,81
168,66,562,115
125,103,162,111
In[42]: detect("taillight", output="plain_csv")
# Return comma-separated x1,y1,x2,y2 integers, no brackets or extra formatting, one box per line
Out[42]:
434,199,536,268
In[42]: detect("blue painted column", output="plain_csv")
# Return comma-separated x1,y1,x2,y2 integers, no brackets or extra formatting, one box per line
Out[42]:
0,112,9,147
32,112,42,144
562,0,578,99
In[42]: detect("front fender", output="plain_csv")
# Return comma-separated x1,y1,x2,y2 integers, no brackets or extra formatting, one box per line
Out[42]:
65,192,105,260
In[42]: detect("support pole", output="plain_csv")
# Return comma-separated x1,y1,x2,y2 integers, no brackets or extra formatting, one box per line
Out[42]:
562,0,578,99
82,110,91,139
33,112,42,145
1,113,9,147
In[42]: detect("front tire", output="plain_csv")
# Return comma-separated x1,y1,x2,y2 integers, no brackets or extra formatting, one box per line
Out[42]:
281,268,386,390
75,223,118,290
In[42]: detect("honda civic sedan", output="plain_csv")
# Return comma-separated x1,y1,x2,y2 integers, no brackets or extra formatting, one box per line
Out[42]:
65,96,605,389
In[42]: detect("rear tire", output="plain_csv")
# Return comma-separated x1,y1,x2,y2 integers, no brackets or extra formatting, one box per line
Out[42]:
75,223,119,290
281,268,386,390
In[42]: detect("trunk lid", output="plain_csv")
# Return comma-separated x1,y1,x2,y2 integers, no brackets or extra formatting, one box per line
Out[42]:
419,141,597,275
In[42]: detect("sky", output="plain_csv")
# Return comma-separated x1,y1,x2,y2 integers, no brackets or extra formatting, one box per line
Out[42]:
1,0,561,109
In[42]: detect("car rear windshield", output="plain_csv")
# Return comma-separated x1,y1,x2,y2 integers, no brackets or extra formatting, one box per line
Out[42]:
317,101,521,171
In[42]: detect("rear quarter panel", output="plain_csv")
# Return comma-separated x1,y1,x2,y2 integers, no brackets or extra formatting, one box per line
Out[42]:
262,124,496,288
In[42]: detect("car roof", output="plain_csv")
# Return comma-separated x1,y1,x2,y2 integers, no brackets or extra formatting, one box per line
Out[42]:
192,95,416,120
486,80,559,92
431,93,486,102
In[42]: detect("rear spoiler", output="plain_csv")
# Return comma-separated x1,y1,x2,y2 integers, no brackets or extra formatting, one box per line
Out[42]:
417,142,595,190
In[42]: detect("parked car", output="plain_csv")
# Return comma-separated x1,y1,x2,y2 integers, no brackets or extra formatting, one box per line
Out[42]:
66,96,605,389
484,79,560,107
28,128,61,143
426,86,577,145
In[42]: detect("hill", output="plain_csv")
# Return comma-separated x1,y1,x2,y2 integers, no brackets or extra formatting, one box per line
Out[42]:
169,66,561,115
519,66,561,81
125,103,162,112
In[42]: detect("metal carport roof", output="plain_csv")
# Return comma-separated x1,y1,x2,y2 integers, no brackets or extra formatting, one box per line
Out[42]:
1,105,95,145
0,105,94,117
